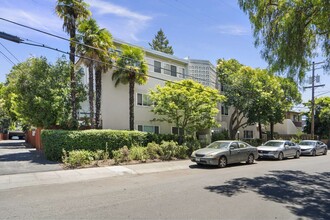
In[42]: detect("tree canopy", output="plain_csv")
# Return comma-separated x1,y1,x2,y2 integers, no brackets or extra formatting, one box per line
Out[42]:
149,29,174,55
149,79,224,135
4,56,86,129
217,58,301,139
304,96,330,138
238,0,330,81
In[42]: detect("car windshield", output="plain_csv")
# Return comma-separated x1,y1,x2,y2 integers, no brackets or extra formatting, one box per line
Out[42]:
206,142,230,149
299,141,316,146
263,141,284,147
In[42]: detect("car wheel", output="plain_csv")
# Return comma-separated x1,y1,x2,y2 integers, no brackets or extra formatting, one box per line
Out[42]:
323,149,327,155
246,154,254,164
312,150,316,156
294,150,300,159
278,152,284,160
218,156,227,168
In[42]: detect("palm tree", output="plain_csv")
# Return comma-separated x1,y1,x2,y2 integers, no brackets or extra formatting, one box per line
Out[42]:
55,0,91,125
112,45,148,130
77,18,114,129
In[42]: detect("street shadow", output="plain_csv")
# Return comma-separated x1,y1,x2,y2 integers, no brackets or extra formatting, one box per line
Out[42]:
189,162,252,169
0,150,58,165
204,170,330,219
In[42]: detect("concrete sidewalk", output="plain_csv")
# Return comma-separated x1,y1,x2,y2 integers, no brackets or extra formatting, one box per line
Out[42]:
0,160,194,190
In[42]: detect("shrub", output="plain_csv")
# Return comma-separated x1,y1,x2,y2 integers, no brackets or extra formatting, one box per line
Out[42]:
183,139,201,155
146,142,163,159
159,141,188,160
112,146,130,164
42,129,147,161
62,149,94,168
211,130,229,142
129,146,149,162
243,138,263,147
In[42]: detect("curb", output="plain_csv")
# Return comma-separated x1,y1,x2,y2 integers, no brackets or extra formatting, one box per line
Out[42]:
0,160,193,190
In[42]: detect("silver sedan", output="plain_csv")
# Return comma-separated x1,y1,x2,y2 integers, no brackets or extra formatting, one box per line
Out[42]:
299,140,328,156
190,140,258,168
257,140,301,160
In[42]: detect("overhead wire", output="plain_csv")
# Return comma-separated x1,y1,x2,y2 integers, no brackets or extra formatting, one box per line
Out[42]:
0,49,16,65
0,16,216,87
0,41,20,63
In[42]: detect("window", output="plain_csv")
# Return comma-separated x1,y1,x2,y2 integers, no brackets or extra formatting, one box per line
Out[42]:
182,68,185,78
164,63,171,75
221,104,229,115
244,130,253,139
138,125,159,134
172,127,184,136
137,93,153,106
170,65,177,77
154,60,161,73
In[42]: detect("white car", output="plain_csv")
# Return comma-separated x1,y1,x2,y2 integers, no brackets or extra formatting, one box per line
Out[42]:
299,140,327,156
257,140,301,160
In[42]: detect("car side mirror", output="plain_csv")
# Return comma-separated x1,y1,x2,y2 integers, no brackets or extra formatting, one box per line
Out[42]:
230,146,235,150
284,145,289,148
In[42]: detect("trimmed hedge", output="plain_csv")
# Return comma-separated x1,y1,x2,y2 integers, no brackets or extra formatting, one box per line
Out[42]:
42,129,147,161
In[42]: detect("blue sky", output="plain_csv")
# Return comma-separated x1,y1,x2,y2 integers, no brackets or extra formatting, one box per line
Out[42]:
0,0,329,110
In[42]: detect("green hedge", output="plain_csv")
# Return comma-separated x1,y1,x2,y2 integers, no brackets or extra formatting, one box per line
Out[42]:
42,129,147,161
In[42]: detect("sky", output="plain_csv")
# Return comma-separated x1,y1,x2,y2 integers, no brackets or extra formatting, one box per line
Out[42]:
0,0,329,112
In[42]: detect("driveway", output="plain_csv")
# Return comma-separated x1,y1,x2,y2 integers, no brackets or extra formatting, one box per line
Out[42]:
0,140,62,175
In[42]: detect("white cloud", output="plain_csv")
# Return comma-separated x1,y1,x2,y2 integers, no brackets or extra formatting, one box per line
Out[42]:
86,0,152,42
216,25,250,36
0,7,63,36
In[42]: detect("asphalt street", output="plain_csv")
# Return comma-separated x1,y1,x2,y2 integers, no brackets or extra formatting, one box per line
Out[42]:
1,153,329,220
0,140,61,175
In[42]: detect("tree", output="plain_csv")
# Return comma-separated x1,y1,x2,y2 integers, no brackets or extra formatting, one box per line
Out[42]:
216,58,301,139
77,18,114,128
4,56,86,129
149,79,224,135
238,0,330,81
56,0,91,125
149,29,174,55
112,45,148,130
304,97,330,138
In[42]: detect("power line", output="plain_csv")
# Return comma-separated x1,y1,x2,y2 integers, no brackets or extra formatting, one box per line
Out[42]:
0,49,16,65
0,41,20,63
0,17,216,87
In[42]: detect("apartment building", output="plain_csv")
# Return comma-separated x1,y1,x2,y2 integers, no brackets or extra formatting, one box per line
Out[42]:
79,39,189,134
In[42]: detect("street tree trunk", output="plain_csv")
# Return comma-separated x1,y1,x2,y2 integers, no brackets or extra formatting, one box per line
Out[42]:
95,68,102,129
88,63,94,128
258,121,262,139
129,79,135,131
270,122,274,140
69,28,77,125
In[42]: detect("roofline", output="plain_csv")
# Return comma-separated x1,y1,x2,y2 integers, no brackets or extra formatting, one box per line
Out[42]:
113,38,189,64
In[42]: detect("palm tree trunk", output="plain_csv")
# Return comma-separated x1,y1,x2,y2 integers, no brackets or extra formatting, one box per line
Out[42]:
95,68,102,129
129,79,135,131
70,28,77,124
88,63,94,128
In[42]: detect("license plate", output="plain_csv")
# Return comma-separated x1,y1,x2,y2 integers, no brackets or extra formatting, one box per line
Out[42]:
196,158,200,162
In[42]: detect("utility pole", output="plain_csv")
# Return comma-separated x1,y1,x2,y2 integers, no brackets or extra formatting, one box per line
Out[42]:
303,61,325,139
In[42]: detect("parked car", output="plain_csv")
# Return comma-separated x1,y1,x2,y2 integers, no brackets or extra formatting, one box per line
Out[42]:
190,140,258,168
299,140,327,156
257,140,301,160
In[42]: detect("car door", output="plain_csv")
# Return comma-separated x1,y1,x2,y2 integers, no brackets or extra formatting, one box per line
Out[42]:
228,142,240,163
238,142,250,162
317,142,324,154
284,141,294,157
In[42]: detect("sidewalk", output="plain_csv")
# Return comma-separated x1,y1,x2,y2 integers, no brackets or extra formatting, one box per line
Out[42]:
0,160,194,190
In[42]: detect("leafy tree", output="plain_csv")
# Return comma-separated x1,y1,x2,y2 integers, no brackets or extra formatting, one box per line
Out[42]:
77,18,114,128
216,58,301,139
149,79,224,135
112,45,148,130
304,97,330,138
238,0,330,81
5,56,86,129
149,29,174,55
56,0,91,124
